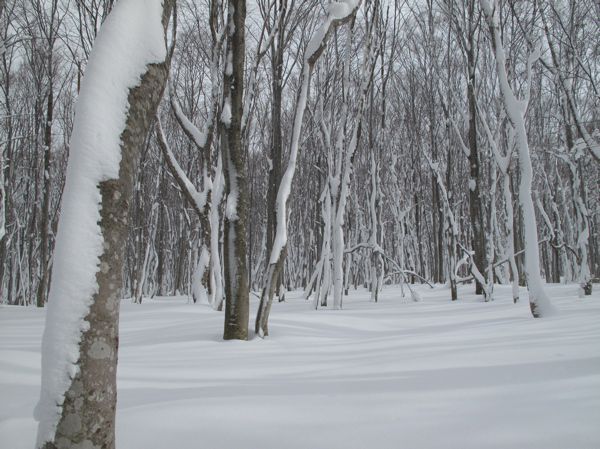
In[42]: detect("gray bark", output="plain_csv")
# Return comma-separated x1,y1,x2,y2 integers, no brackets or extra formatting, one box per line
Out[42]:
222,0,249,340
40,2,174,447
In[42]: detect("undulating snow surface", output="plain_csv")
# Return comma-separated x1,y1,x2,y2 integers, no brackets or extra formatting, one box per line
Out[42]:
34,0,167,444
2,284,599,449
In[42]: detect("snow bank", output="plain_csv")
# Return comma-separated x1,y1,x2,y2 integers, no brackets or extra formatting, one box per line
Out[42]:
2,284,599,449
34,0,167,445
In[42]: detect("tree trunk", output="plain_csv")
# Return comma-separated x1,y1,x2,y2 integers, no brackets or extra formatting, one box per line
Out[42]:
222,0,249,340
37,1,174,447
481,0,554,317
467,32,486,297
36,86,54,308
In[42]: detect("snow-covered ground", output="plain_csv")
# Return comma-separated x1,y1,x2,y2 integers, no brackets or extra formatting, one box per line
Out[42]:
1,283,599,449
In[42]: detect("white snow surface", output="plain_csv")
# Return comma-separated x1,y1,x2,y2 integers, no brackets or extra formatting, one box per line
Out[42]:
33,0,167,445
221,96,232,127
2,284,599,449
305,1,359,62
169,86,208,148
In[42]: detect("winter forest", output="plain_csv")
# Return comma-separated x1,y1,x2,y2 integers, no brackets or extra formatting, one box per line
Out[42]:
1,0,599,448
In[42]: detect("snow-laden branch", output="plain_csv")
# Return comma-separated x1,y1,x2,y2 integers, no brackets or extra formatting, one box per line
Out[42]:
539,9,600,163
475,98,510,173
437,83,471,158
256,0,362,336
168,83,208,148
269,0,362,266
304,1,361,65
156,117,209,216
480,0,555,317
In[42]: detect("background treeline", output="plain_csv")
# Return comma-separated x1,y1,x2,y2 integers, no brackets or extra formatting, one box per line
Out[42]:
1,0,598,307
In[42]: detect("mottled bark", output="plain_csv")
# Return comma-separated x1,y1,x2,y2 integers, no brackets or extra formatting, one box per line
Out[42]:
40,2,174,448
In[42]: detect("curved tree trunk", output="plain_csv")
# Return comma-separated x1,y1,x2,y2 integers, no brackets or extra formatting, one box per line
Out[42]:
36,1,174,447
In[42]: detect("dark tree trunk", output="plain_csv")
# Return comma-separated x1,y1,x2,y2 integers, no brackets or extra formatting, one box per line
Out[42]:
266,26,285,297
37,87,53,308
467,37,486,296
222,0,249,340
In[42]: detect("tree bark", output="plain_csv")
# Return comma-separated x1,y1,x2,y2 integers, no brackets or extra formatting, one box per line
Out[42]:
465,0,486,296
36,87,53,308
222,0,249,340
39,2,174,447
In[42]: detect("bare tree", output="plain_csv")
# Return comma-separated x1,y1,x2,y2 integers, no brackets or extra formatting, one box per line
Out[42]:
256,0,363,335
35,1,174,447
480,0,555,317
221,0,250,340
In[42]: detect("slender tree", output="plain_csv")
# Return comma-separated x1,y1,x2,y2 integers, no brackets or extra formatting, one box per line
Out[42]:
480,0,555,317
221,0,249,340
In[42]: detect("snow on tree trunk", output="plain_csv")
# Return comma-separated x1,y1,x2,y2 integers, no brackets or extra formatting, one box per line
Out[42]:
34,0,173,447
332,211,345,310
36,82,53,308
486,158,497,301
166,27,222,306
480,0,555,318
210,154,225,310
192,244,211,304
133,204,159,304
477,96,520,303
0,138,5,243
368,149,385,303
155,118,214,305
560,154,592,296
424,153,459,301
314,185,333,309
222,0,250,340
314,4,375,311
466,33,486,298
255,0,362,335
503,174,520,303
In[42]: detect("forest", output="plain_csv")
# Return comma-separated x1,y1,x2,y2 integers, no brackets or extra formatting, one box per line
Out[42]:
0,0,599,448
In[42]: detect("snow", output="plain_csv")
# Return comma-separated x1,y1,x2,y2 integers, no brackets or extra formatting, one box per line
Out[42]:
221,96,232,127
157,119,208,212
225,163,238,221
209,155,224,310
191,245,211,305
482,0,556,317
225,50,233,77
169,85,208,148
2,284,599,449
32,0,167,445
305,1,359,62
327,2,351,19
268,0,361,269
468,178,476,191
269,64,310,265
